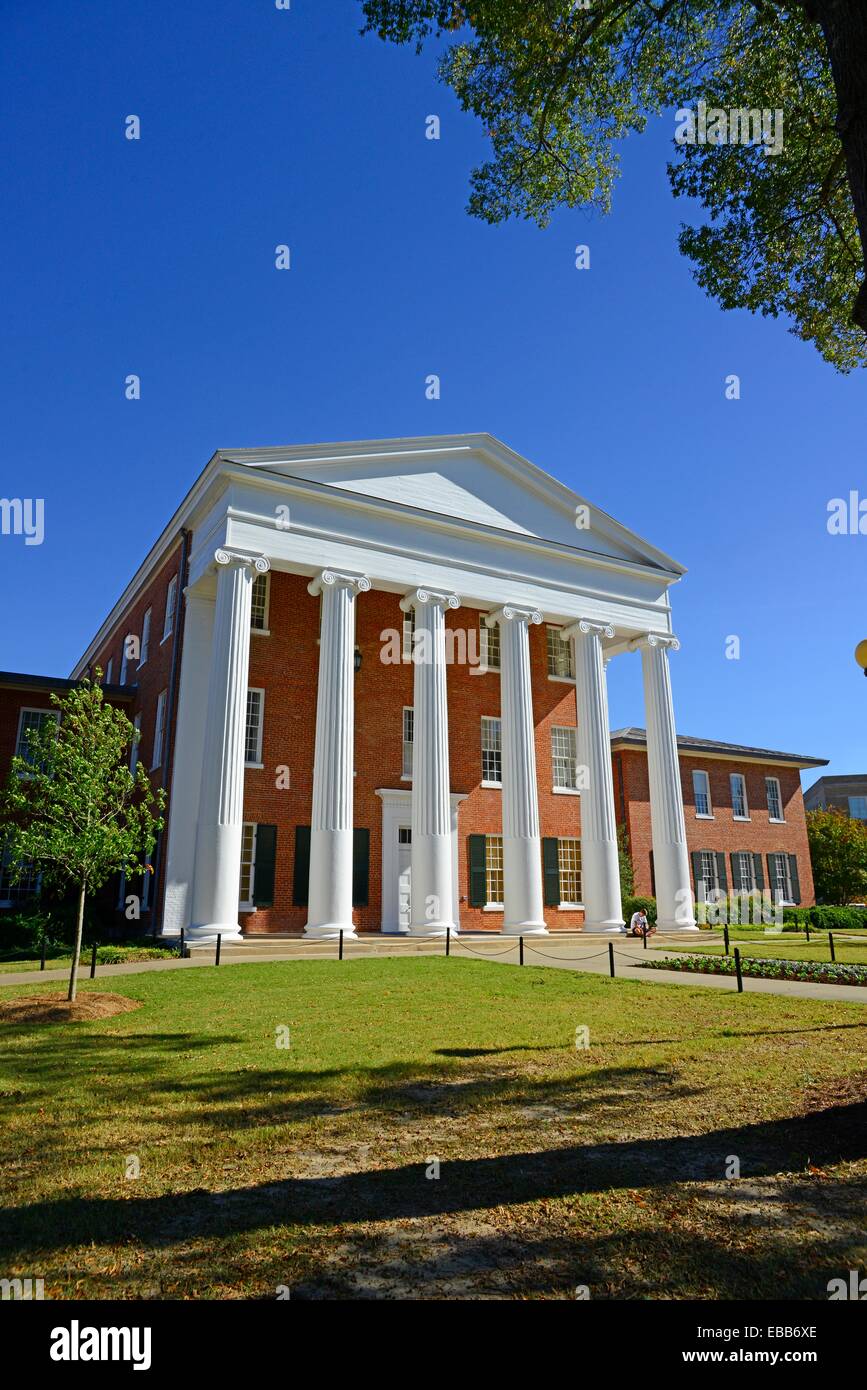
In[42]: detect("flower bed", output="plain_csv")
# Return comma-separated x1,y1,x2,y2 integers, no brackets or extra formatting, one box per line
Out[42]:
639,955,867,987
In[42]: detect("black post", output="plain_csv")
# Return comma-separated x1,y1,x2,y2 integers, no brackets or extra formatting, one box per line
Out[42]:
215,934,222,967
40,937,47,971
642,924,647,950
179,927,185,959
805,921,810,943
519,935,524,966
829,931,836,962
723,924,730,956
734,946,743,993
90,940,98,979
446,926,450,957
339,928,344,961
608,942,615,978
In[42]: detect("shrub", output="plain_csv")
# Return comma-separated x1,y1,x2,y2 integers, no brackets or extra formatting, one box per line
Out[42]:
782,905,867,932
622,896,656,926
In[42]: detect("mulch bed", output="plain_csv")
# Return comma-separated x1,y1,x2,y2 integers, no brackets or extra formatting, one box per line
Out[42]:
0,992,142,1024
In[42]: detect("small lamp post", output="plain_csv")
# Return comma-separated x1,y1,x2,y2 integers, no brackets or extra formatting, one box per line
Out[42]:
856,640,867,678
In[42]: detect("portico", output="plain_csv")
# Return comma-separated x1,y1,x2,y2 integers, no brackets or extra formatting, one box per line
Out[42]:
158,434,698,941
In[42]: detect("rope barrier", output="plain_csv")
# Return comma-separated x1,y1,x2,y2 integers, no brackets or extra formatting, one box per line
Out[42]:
523,943,613,962
450,938,520,958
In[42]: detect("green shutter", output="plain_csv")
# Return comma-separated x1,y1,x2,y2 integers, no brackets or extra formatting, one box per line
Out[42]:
730,853,742,891
468,835,487,907
767,853,777,902
292,826,311,906
691,850,705,900
788,854,801,904
715,852,728,892
253,825,277,907
352,828,370,907
753,853,764,891
542,837,560,907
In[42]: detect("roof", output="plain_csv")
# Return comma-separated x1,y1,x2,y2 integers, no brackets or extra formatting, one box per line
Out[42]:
0,671,135,700
609,727,828,770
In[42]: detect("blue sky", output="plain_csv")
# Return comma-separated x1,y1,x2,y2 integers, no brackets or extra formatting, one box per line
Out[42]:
1,0,864,786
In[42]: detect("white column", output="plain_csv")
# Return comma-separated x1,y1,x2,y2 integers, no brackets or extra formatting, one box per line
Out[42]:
305,568,370,939
400,587,460,936
189,549,270,942
565,619,624,933
633,633,697,931
162,587,215,936
487,605,548,935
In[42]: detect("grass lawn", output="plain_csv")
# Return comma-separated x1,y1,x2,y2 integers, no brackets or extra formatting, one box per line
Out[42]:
1,956,865,1300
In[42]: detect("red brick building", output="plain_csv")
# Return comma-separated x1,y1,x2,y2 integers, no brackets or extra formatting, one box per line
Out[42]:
0,435,825,932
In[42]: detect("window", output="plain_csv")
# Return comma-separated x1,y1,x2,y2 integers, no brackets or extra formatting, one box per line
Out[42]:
699,850,720,896
251,572,270,632
130,713,142,774
481,716,502,784
398,827,412,845
769,852,793,903
736,851,756,892
162,576,178,641
402,606,416,661
239,824,257,907
245,689,265,765
141,857,152,910
139,608,152,667
15,708,59,767
848,796,867,821
120,638,130,685
558,838,582,906
547,626,574,679
551,726,578,791
0,842,39,906
105,657,114,685
693,769,712,817
152,691,167,769
485,834,504,906
402,707,414,778
766,776,784,821
479,615,500,671
730,772,749,819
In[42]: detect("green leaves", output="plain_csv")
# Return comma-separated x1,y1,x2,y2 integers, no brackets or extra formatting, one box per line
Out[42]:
806,807,867,906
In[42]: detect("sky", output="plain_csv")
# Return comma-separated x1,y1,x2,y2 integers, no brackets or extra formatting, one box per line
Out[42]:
1,0,865,787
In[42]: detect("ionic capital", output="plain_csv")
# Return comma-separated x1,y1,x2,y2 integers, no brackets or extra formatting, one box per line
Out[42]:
399,587,460,613
485,604,543,628
307,569,371,597
628,632,680,653
562,618,616,641
214,547,271,575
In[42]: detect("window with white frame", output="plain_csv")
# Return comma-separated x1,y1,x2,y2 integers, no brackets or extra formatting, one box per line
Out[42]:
141,857,152,910
152,691,167,769
766,776,783,821
245,689,264,764
251,572,270,632
120,638,130,685
139,608,152,666
402,707,414,778
479,615,500,670
239,823,257,907
693,769,712,817
730,772,749,818
485,834,504,906
698,850,720,896
402,606,416,661
849,796,867,820
546,626,574,678
130,713,142,774
481,716,502,784
162,576,178,640
737,851,757,892
104,657,114,685
15,708,59,767
770,852,793,902
0,839,40,905
558,837,582,905
551,726,578,790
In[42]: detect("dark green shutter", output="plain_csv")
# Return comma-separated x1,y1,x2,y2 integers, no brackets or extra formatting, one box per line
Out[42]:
542,837,560,907
253,825,277,907
788,854,801,904
730,853,742,891
753,853,764,891
293,826,311,906
468,835,487,907
715,853,728,892
352,828,370,907
691,850,705,900
767,853,777,901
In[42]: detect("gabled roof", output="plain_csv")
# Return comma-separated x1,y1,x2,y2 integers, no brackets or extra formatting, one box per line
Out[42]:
610,727,827,770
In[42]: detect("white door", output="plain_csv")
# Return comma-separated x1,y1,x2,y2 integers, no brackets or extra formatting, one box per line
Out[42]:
397,826,412,931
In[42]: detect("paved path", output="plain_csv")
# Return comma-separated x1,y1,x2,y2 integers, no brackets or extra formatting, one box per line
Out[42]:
2,934,865,1004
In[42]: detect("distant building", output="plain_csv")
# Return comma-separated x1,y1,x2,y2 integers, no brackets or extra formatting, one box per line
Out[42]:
804,775,867,821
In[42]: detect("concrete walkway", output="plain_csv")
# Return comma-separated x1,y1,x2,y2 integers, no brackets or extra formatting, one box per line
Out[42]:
2,933,865,1004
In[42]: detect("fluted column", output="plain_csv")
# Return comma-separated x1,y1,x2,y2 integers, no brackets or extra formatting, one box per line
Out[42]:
564,619,624,933
400,586,460,936
305,569,370,939
632,633,697,931
189,548,270,941
486,605,548,935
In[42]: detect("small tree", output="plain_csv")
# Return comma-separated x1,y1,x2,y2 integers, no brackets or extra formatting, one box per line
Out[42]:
806,807,867,905
0,675,164,1001
617,822,635,899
